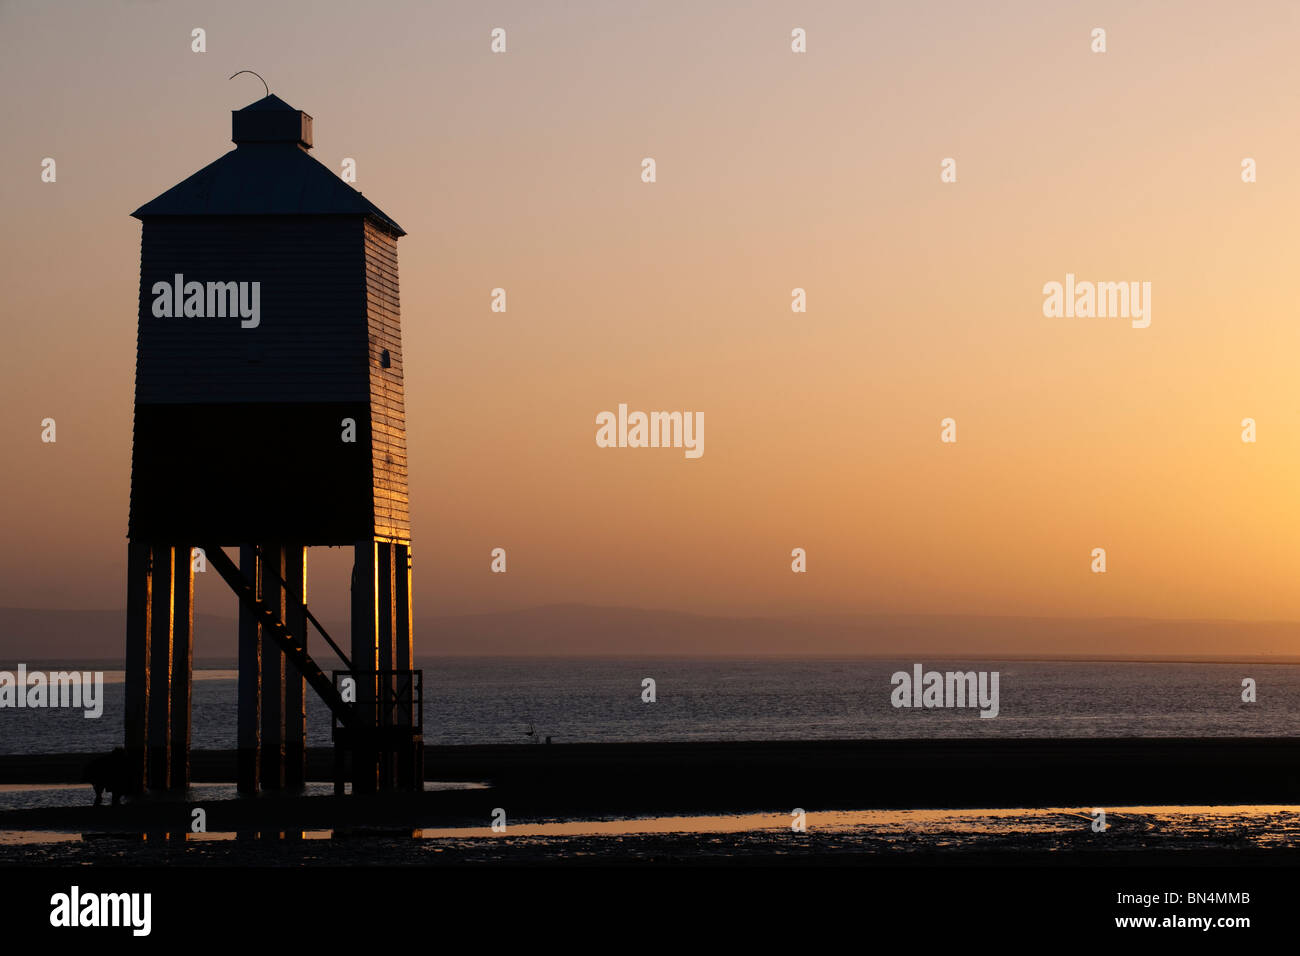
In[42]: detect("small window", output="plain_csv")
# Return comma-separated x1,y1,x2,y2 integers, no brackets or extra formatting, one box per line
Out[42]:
380,349,391,369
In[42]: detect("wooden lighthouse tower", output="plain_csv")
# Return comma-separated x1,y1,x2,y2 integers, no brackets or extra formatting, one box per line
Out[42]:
124,93,421,795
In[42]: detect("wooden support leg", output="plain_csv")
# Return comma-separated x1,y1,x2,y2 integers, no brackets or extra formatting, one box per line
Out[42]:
350,540,378,795
284,545,307,789
261,542,286,791
170,545,194,790
395,544,412,671
395,543,417,789
147,545,174,791
123,540,153,795
237,544,261,794
377,542,395,789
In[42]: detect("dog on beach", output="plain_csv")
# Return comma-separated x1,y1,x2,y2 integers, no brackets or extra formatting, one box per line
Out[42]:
83,747,128,806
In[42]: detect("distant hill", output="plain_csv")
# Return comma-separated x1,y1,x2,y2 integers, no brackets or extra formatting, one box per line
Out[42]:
420,604,1300,661
1,604,1298,663
0,608,236,666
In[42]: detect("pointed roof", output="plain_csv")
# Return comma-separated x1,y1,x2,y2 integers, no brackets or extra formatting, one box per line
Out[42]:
131,96,404,236
237,93,298,112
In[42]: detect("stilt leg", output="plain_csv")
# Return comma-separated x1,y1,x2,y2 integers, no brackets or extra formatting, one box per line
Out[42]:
170,545,194,790
147,545,174,791
124,540,153,796
237,544,261,794
284,545,307,789
351,540,378,795
261,543,286,790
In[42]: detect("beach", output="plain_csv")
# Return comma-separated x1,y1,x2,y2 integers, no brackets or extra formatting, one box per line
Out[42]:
2,738,1298,866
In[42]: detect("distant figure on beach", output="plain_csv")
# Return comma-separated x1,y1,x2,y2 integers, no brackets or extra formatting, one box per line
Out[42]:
83,747,128,806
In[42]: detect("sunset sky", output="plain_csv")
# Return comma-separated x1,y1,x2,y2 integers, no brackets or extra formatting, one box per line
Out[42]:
2,0,1299,638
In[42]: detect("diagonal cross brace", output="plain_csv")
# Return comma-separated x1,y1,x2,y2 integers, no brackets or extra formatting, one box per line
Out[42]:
202,544,359,729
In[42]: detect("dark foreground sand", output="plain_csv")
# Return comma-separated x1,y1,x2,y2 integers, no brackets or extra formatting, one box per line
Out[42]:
2,814,1298,866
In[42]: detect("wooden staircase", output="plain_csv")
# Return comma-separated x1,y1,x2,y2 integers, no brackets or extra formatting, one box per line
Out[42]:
201,544,358,730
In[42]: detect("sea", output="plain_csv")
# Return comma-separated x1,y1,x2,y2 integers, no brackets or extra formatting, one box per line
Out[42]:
2,657,1297,755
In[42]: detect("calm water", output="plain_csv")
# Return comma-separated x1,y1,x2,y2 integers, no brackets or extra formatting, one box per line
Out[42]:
1,658,1296,755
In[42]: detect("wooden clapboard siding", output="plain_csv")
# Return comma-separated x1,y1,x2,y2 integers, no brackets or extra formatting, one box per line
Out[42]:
364,220,410,542
135,217,368,405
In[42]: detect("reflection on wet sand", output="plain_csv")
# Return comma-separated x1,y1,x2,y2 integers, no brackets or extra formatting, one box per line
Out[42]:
3,805,1297,853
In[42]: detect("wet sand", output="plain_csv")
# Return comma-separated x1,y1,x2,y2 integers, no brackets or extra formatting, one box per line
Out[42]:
2,805,1298,866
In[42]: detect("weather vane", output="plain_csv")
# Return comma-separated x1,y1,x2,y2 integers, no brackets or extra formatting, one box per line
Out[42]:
229,70,269,97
